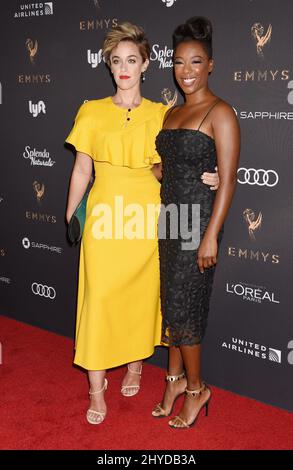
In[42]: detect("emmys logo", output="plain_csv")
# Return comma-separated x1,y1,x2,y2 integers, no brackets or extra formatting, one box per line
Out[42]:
234,22,289,83
26,38,38,64
80,18,118,31
33,181,45,204
25,211,57,223
29,100,46,117
161,88,178,107
228,247,279,265
87,49,104,68
243,208,262,241
251,22,272,57
162,0,176,6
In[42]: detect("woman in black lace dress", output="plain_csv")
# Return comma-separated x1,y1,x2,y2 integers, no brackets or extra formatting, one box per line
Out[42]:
152,17,240,428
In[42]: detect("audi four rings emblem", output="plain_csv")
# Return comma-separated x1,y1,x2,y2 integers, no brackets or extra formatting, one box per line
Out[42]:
237,168,279,187
31,282,56,299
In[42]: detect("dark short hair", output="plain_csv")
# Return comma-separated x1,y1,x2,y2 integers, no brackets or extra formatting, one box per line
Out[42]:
173,16,213,59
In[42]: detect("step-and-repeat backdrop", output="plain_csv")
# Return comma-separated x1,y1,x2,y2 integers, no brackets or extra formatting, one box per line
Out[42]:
1,0,292,411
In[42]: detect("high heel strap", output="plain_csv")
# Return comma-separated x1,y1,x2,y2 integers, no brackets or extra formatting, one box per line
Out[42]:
166,371,185,382
185,381,207,397
89,378,108,395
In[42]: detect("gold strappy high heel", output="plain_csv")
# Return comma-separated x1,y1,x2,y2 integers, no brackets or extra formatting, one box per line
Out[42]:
86,378,108,425
121,363,142,397
152,372,186,418
168,382,211,429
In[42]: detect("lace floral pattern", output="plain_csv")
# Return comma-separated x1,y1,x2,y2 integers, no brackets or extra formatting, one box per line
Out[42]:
156,129,222,347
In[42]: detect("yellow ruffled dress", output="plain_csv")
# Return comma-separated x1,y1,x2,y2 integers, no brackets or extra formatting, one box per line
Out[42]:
65,97,168,370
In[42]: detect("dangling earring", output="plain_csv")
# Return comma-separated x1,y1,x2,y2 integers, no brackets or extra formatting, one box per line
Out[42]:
141,72,146,83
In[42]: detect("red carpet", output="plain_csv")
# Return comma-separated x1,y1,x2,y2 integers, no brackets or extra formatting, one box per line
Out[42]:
1,315,293,450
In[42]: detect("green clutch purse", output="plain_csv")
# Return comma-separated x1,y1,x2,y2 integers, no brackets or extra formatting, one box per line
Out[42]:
67,190,90,245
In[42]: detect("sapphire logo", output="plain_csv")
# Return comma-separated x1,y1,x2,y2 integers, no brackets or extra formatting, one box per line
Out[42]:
162,0,176,6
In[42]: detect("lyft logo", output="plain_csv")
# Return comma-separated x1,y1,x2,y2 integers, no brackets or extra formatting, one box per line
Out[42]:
87,49,104,68
29,100,46,117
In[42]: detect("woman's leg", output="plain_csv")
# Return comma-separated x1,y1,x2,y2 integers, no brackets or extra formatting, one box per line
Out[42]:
121,360,143,396
168,344,211,427
152,346,186,416
87,370,107,424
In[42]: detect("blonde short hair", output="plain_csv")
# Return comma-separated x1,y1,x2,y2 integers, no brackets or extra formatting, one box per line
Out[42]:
102,22,150,64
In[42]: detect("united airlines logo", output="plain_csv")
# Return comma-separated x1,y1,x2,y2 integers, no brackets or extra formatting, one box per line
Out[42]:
268,348,281,363
14,2,54,18
222,337,282,364
251,23,272,57
29,100,46,117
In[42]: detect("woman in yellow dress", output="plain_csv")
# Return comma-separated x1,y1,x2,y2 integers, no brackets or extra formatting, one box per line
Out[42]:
65,22,218,425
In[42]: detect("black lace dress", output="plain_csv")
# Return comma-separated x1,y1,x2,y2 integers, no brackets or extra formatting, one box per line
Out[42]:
156,123,223,347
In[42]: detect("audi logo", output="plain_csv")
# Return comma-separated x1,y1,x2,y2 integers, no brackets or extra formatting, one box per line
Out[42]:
31,282,56,299
237,168,279,187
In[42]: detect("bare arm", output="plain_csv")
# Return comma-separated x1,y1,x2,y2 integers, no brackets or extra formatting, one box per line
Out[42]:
151,162,219,188
152,163,162,180
66,151,93,223
197,103,240,273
